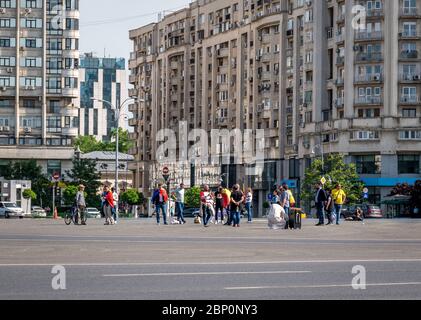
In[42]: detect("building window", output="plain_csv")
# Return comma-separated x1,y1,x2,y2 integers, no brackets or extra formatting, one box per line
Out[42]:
398,154,420,174
356,155,382,174
402,108,417,118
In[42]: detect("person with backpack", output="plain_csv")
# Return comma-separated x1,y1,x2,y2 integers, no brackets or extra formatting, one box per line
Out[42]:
151,184,169,225
325,188,335,225
102,185,115,225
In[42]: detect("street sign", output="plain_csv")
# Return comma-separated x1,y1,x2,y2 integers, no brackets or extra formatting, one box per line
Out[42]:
363,187,369,194
162,167,170,182
320,177,327,185
52,172,60,182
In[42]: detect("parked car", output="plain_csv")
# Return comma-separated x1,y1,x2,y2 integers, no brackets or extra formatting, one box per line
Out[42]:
85,207,102,219
182,207,201,217
341,204,383,220
31,206,47,218
0,202,28,219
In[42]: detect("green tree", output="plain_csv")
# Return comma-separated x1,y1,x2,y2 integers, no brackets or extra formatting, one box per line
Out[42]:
63,185,79,206
73,129,133,154
73,135,105,153
23,189,37,201
120,189,139,205
0,160,50,208
184,186,201,208
107,128,134,154
66,158,102,207
301,154,364,208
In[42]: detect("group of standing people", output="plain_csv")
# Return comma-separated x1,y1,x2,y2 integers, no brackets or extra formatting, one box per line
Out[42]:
200,184,253,227
269,183,296,229
151,183,254,228
314,183,347,226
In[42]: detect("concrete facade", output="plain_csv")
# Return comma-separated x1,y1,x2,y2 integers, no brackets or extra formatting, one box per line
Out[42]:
128,0,421,213
0,0,80,175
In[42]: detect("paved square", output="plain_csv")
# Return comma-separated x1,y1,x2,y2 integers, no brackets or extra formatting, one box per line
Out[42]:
1,218,421,300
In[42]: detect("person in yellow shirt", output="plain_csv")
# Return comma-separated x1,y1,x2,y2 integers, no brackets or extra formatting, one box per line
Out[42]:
332,183,347,225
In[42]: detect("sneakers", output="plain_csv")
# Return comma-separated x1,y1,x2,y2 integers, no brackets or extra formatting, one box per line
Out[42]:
315,223,324,226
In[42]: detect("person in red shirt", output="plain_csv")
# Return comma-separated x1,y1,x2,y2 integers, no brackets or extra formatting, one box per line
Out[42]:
102,186,115,225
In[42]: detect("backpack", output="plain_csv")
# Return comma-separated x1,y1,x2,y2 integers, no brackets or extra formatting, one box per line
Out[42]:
287,190,296,206
151,189,160,204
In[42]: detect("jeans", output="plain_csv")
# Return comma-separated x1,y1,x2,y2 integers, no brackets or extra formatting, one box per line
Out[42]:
202,205,212,226
245,203,253,222
284,207,290,229
176,202,185,223
156,203,167,224
112,207,117,222
231,211,241,226
334,204,342,224
316,204,325,224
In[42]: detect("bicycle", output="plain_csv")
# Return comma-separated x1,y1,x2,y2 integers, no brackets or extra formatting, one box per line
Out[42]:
64,206,87,225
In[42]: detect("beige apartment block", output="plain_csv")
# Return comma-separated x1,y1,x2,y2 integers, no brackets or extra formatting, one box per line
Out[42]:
129,0,421,214
0,0,80,177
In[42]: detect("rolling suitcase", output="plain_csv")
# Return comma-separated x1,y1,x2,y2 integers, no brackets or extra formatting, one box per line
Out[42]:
289,211,302,230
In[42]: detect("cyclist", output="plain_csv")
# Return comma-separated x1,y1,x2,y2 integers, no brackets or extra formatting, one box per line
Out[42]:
76,184,87,225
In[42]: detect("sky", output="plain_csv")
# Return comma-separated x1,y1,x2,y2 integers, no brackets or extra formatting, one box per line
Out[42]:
80,0,192,63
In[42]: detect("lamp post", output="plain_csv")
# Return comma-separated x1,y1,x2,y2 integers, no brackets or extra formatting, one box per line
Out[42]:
90,97,141,221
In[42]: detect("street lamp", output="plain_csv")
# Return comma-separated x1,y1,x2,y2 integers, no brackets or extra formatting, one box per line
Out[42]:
90,96,142,221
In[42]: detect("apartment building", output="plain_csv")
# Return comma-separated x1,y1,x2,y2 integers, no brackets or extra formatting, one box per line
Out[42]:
0,0,80,177
129,0,421,213
79,53,127,142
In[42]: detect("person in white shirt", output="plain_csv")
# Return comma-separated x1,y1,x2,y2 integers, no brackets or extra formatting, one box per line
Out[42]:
111,187,119,224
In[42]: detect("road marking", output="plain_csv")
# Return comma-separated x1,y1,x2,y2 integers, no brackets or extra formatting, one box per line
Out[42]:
2,233,421,243
225,282,421,290
1,259,421,267
103,271,311,277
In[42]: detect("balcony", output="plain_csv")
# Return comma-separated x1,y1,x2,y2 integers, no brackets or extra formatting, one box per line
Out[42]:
399,31,420,39
400,50,419,60
355,52,383,63
336,33,344,43
60,107,79,117
336,98,344,108
400,8,420,17
128,118,137,126
61,127,79,136
336,56,345,65
336,78,344,86
400,95,421,104
355,96,383,105
354,74,383,83
129,74,137,84
400,73,421,82
128,88,138,98
366,9,384,18
354,31,383,41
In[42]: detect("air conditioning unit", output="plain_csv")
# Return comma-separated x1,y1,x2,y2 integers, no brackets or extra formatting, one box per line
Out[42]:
25,86,35,90
413,75,421,81
6,67,13,73
0,86,6,92
372,74,381,81
24,127,32,133
0,127,3,132
0,8,6,14
3,126,10,132
24,8,32,14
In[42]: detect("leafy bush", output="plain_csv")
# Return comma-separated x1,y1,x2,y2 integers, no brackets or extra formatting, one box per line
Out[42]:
22,189,37,200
